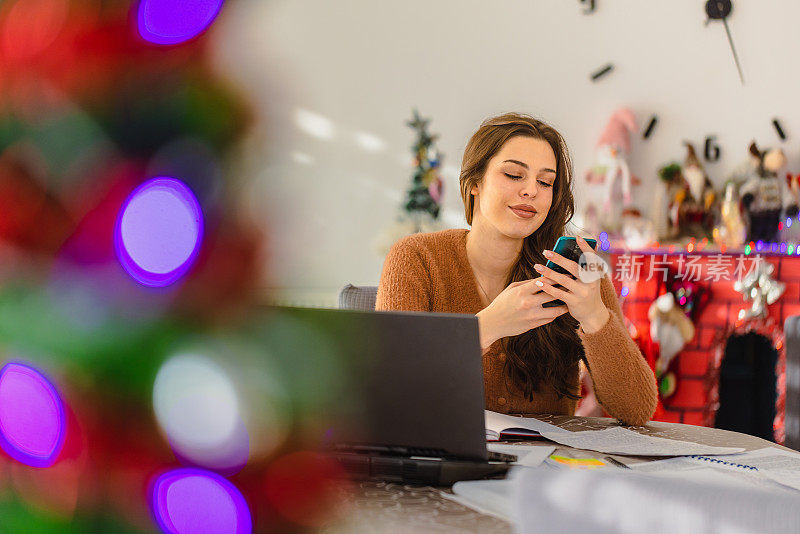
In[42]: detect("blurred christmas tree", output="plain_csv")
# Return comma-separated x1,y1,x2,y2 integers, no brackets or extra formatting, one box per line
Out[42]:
0,1,272,531
403,109,443,231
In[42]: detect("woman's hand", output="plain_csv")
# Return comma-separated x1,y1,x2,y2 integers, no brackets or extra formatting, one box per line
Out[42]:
476,279,569,351
533,236,610,334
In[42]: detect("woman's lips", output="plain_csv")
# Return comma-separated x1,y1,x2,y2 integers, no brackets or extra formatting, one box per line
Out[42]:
509,206,536,219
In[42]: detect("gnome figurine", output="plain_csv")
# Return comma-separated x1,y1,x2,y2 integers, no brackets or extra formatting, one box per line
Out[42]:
585,108,638,210
677,143,717,238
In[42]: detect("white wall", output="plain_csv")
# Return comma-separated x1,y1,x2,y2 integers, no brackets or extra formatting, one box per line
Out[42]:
211,0,800,305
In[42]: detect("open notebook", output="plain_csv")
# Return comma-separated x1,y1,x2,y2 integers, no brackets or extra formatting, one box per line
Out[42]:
485,411,745,456
485,410,564,441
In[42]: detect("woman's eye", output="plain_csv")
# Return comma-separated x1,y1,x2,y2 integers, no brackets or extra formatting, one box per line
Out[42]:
538,180,553,188
504,173,523,180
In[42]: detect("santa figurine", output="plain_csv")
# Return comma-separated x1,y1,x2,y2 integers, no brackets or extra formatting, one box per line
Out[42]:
649,292,696,398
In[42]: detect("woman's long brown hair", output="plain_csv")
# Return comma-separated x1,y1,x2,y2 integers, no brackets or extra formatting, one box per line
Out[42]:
459,112,584,400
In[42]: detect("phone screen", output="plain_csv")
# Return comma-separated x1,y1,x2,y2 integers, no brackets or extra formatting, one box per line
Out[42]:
544,237,598,275
541,237,599,308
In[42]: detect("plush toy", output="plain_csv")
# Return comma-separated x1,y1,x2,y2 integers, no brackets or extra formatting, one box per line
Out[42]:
738,142,799,242
585,108,638,211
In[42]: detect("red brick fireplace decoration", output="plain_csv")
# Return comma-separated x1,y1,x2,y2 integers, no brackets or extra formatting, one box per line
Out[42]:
607,250,800,427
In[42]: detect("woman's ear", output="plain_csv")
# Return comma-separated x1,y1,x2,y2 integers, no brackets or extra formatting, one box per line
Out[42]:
470,185,478,196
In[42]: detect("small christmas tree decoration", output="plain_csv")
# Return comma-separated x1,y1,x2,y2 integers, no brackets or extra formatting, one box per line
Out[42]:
403,109,444,229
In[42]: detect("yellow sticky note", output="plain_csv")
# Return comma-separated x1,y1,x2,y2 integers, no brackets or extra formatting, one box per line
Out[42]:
548,454,607,469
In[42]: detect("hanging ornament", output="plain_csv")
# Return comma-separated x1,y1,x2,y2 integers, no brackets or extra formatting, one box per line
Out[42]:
733,257,785,320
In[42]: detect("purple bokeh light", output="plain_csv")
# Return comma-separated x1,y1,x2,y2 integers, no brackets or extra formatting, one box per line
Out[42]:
0,362,66,468
115,177,204,288
137,0,225,46
151,468,252,534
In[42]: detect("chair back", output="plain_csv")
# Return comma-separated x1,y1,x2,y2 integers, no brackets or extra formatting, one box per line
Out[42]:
338,284,378,311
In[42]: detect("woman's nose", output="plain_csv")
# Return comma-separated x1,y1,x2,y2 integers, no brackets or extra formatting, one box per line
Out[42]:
522,180,538,198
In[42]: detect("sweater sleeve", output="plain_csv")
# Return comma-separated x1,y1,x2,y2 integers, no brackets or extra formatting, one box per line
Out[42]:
577,276,658,426
375,236,432,312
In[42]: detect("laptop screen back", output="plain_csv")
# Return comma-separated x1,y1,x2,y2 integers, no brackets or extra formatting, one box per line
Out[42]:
261,306,488,461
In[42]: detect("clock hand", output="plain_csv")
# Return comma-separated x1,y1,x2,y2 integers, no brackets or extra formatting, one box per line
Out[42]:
704,0,744,86
722,18,745,85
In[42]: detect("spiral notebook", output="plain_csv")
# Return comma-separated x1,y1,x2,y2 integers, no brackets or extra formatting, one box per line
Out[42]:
686,455,758,472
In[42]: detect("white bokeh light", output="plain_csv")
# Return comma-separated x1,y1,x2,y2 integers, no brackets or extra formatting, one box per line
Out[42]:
293,109,335,140
153,354,240,453
353,131,386,153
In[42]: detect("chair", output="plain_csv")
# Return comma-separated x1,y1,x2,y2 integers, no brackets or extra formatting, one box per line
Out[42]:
338,284,378,311
785,316,800,451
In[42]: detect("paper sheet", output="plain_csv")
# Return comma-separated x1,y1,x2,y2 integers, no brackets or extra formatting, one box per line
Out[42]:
443,479,514,521
538,426,745,456
487,443,555,467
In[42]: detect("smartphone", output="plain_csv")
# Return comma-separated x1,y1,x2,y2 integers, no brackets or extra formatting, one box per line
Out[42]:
541,236,598,308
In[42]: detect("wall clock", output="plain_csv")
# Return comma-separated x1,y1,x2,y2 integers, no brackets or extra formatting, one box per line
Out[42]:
584,0,787,162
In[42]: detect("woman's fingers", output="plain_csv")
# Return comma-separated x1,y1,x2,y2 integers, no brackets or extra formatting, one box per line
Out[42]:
541,249,580,278
534,263,580,292
534,278,573,303
547,305,569,318
576,236,595,254
529,305,569,329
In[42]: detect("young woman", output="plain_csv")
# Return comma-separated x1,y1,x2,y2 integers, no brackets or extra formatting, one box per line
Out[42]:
376,113,657,426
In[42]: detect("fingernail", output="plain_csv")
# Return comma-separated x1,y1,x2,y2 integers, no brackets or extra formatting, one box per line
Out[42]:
536,280,544,287
534,264,544,271
543,250,552,258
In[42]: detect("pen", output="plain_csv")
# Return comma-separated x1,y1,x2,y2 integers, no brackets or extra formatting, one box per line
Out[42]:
604,456,630,469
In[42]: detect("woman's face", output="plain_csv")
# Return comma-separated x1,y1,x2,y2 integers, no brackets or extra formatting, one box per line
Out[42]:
470,136,557,239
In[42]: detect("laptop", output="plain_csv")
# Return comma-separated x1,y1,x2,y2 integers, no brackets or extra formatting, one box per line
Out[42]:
263,306,515,486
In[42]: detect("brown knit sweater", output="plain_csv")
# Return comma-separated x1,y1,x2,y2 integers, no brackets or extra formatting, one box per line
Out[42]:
376,229,657,426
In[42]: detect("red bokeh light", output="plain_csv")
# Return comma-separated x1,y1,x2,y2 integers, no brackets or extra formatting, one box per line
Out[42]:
263,451,351,528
